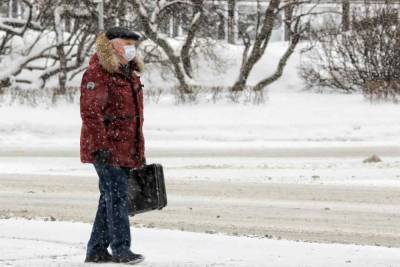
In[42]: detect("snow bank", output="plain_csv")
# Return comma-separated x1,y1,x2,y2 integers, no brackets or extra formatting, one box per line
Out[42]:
1,92,400,151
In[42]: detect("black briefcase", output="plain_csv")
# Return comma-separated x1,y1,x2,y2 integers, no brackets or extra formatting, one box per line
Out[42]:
127,163,167,216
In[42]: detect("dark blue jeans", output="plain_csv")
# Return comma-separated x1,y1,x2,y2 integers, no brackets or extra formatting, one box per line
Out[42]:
86,163,135,257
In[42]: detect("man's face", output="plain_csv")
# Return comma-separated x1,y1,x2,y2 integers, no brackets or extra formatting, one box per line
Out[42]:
110,38,137,65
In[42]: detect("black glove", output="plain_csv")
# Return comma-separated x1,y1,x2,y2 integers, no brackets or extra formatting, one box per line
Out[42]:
133,153,146,168
92,149,112,165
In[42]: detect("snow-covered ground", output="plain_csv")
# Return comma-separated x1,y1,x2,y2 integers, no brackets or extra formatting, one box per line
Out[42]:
1,218,400,267
3,92,400,150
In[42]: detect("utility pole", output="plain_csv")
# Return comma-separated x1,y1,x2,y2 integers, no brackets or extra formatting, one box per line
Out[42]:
8,0,12,18
342,0,350,32
93,0,104,32
284,0,294,41
9,0,19,18
227,0,236,44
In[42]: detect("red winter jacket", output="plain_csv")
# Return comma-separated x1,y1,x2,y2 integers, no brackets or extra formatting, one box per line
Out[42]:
80,32,145,168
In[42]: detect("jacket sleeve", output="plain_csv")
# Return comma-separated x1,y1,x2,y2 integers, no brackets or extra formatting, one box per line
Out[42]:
80,69,111,155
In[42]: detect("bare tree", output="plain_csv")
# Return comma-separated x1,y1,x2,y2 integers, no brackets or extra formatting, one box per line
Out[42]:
131,0,208,101
0,0,43,91
0,0,99,98
231,0,318,100
300,2,400,102
232,0,280,93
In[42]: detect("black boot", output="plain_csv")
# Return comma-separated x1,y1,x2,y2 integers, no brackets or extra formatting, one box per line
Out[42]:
84,250,113,263
112,250,145,264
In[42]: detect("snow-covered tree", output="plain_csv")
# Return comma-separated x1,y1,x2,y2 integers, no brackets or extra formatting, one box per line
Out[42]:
0,0,98,99
300,2,400,102
130,0,208,101
231,0,320,103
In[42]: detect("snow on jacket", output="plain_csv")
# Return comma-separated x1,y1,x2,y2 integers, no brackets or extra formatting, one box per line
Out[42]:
80,32,145,168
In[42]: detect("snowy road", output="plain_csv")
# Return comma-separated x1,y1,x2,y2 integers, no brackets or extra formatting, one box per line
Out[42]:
1,153,400,248
1,218,400,267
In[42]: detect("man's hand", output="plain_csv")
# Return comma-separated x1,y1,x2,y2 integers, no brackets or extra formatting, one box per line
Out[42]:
92,149,112,165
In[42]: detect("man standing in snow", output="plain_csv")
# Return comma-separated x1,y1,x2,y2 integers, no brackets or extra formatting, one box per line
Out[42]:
79,26,146,264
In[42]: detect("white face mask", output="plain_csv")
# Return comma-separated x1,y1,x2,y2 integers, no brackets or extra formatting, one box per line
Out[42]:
123,45,136,61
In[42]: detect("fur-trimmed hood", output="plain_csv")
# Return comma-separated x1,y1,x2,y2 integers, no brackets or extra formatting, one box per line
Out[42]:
94,32,144,74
